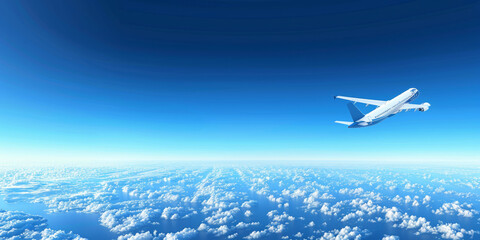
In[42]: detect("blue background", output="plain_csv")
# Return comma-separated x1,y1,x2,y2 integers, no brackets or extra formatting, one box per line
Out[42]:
0,0,479,164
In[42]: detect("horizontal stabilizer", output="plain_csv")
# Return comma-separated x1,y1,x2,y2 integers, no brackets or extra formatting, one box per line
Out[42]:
335,121,353,126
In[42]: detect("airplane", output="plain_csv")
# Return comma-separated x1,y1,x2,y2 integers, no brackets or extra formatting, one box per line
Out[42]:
334,88,430,128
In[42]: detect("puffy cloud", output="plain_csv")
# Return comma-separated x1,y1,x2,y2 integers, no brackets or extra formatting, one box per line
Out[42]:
391,195,402,203
434,201,476,217
391,213,476,240
382,235,399,240
435,223,474,240
320,226,367,240
241,200,256,209
3,166,480,240
383,207,402,222
227,233,238,239
235,222,260,229
161,207,182,220
117,231,154,240
422,195,431,204
341,211,364,222
268,224,286,234
339,188,364,195
197,223,209,231
205,207,240,225
244,230,267,239
209,225,229,236
320,203,340,216
397,215,429,229
0,210,86,240
268,211,295,223
102,208,161,233
282,189,306,199
163,228,196,240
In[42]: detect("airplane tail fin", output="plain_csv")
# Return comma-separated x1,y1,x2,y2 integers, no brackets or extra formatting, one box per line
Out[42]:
347,102,364,121
335,121,353,126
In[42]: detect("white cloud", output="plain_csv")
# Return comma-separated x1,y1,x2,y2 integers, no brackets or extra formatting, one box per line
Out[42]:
197,223,209,231
433,201,476,217
236,222,260,229
161,207,182,220
103,208,161,233
227,233,238,239
205,207,240,225
320,226,367,240
117,231,154,240
383,207,402,222
382,235,399,240
422,195,431,204
0,210,86,240
320,203,340,216
3,166,480,240
435,223,474,240
398,215,429,229
163,228,196,240
244,230,267,239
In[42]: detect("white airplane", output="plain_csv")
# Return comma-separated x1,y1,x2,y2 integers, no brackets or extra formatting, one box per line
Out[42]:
334,88,430,128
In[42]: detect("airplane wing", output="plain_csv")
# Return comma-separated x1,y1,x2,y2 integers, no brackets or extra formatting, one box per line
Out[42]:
400,103,430,111
334,121,353,126
334,96,386,106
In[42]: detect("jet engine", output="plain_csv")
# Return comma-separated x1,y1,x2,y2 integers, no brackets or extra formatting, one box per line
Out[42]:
419,102,430,112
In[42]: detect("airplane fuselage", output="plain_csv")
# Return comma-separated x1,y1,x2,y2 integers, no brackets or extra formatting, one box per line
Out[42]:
348,88,419,128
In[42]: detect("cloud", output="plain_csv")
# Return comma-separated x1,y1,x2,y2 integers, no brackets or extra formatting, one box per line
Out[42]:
100,208,162,233
341,211,363,222
235,222,260,229
227,233,238,239
433,201,476,217
163,228,196,240
397,215,429,229
117,231,155,240
382,235,399,240
161,207,182,220
320,203,341,216
383,207,402,222
422,195,431,204
241,200,256,209
205,207,240,225
244,230,267,239
320,226,368,240
435,223,475,240
339,188,364,195
2,166,480,240
0,210,86,240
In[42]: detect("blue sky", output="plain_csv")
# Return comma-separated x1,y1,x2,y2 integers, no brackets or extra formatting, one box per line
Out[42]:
0,0,479,165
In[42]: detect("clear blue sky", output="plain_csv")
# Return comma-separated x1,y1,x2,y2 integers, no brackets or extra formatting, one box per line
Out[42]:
0,0,479,165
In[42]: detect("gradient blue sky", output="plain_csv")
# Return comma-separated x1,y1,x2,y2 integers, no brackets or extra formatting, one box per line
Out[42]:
0,0,479,165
